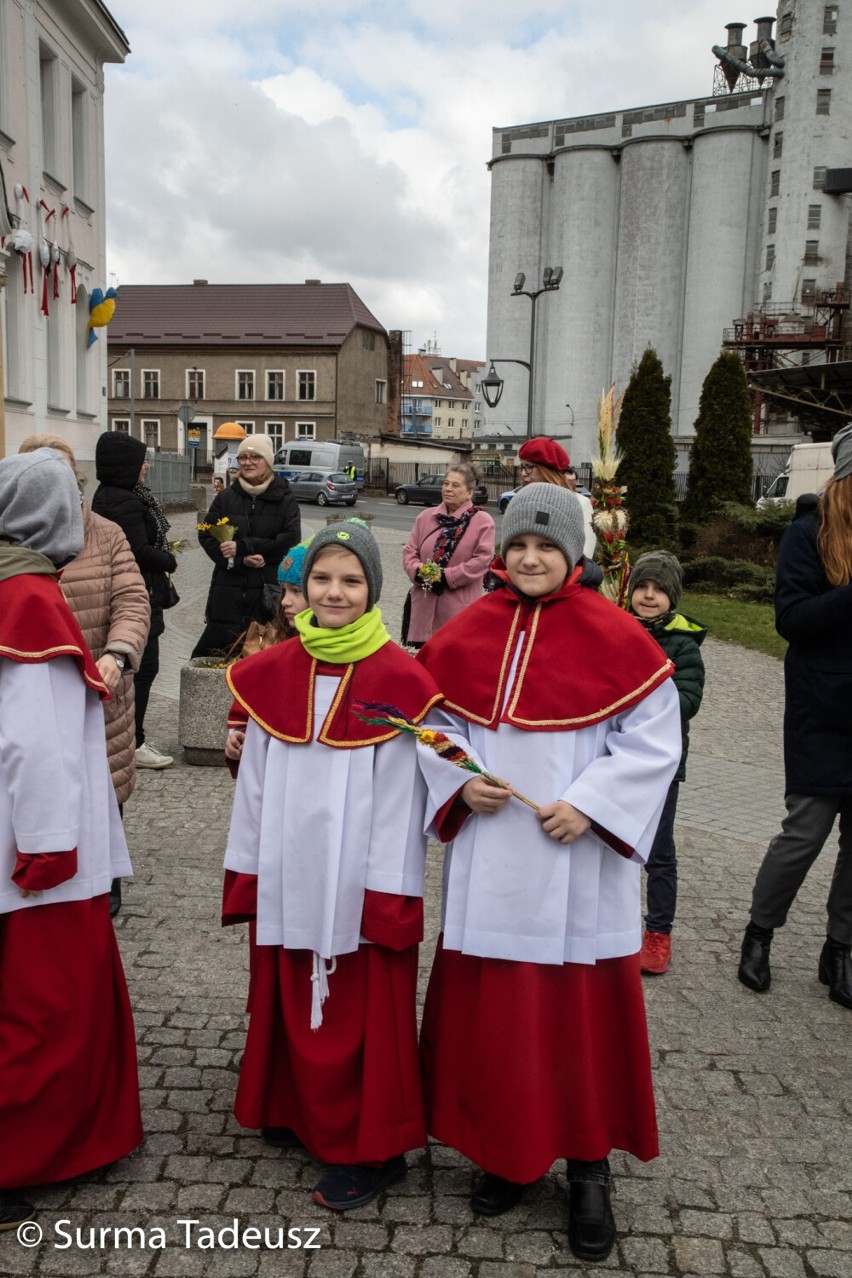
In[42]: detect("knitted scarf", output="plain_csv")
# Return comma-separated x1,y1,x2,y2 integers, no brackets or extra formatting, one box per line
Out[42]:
293,605,390,664
433,507,475,568
132,483,171,551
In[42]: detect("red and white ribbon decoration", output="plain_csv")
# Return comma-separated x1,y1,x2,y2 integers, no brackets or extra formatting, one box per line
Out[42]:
12,185,34,293
39,200,55,316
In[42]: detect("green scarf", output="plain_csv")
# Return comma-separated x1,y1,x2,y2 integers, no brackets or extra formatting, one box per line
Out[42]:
0,543,58,584
294,605,391,664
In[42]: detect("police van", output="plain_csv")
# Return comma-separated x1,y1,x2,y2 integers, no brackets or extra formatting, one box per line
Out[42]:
273,441,366,488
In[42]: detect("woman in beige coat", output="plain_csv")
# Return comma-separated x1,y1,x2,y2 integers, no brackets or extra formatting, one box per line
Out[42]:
19,436,150,915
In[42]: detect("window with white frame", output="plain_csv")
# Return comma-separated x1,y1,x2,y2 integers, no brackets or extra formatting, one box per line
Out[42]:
71,79,88,201
187,368,205,399
142,419,160,448
236,421,255,435
39,45,58,178
266,370,284,400
266,422,284,453
295,421,316,439
112,419,130,434
375,380,387,405
113,369,130,398
807,204,822,230
237,370,255,400
142,369,160,399
448,417,455,431
298,370,316,401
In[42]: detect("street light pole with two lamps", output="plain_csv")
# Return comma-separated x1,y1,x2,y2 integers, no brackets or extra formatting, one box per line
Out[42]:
480,266,564,440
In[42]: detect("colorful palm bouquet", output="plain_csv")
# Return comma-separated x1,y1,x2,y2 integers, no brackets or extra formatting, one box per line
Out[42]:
591,385,630,607
197,516,238,569
353,701,539,810
416,560,443,593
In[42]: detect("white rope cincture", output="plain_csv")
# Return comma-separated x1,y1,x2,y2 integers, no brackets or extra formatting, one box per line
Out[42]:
310,953,337,1030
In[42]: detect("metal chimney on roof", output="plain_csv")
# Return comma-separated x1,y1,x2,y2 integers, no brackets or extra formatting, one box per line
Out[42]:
721,23,747,90
751,15,776,68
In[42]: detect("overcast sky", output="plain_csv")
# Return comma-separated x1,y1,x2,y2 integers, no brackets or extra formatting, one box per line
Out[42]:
104,1,750,359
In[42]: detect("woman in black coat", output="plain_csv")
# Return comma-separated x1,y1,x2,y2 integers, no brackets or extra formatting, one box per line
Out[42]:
738,425,852,1010
92,431,178,769
192,437,300,657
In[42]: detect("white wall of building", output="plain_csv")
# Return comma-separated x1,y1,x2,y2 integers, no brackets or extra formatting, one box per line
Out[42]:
0,0,128,459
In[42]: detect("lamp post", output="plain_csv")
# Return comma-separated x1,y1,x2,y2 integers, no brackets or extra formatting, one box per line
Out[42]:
481,267,563,439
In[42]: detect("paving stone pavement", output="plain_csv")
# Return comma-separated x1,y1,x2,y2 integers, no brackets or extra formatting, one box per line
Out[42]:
4,509,850,1277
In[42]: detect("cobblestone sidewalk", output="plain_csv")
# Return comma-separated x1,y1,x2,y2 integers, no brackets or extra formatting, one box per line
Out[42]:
3,511,849,1277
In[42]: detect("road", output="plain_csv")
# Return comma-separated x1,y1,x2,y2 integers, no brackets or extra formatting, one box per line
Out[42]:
317,492,504,533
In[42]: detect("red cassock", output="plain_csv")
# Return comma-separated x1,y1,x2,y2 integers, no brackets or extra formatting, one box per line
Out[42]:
415,568,677,1183
0,572,142,1188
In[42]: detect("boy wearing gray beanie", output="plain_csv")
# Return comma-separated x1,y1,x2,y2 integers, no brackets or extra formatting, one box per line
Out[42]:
222,519,442,1213
415,485,682,1262
627,552,707,975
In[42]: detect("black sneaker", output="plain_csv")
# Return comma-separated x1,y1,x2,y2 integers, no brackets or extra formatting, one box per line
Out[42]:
312,1155,407,1210
0,1191,35,1232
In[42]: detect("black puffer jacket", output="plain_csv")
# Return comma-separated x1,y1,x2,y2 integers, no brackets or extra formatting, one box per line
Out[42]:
195,476,300,653
91,434,177,625
775,506,852,797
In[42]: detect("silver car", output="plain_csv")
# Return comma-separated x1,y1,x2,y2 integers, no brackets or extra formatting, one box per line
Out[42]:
287,470,358,507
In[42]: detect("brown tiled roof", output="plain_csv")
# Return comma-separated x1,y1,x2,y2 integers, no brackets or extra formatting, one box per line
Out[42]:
108,283,386,347
404,353,472,400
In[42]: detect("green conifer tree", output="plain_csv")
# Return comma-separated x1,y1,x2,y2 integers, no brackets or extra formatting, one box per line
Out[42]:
615,347,677,547
683,351,754,522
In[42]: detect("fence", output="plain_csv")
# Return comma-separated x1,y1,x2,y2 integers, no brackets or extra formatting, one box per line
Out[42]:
147,452,192,505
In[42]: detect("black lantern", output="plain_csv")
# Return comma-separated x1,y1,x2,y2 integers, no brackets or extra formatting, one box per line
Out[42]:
480,361,504,409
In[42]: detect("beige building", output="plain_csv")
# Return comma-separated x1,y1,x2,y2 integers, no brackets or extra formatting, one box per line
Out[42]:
0,0,129,459
107,281,393,465
402,349,482,442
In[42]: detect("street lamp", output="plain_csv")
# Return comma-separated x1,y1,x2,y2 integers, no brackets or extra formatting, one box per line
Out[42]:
482,267,563,438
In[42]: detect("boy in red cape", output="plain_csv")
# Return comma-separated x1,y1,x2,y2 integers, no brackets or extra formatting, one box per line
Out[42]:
0,450,142,1230
415,483,681,1263
222,520,441,1211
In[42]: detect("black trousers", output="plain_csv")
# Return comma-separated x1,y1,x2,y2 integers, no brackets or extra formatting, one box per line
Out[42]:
134,628,160,748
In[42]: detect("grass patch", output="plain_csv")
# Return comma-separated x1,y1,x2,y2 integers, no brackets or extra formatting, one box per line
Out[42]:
681,591,786,661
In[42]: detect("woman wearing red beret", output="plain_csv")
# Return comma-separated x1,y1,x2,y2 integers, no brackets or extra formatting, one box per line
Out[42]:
517,438,596,559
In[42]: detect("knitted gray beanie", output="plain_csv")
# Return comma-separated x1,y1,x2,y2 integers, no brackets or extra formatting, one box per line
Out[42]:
0,448,84,564
831,422,852,481
628,550,683,611
501,482,586,572
301,519,383,610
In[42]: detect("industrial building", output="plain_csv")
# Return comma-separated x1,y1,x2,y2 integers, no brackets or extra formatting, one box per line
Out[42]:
481,3,852,471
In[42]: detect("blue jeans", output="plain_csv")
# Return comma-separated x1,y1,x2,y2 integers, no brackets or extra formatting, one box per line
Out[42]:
644,781,680,935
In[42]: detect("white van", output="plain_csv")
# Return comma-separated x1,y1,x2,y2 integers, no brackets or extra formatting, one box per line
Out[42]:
273,441,366,487
760,441,834,504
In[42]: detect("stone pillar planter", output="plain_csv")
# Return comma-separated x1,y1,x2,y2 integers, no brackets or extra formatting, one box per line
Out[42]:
178,657,233,765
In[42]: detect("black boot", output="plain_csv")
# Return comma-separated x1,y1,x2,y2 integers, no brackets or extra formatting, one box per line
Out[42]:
109,878,122,918
566,1158,615,1263
738,921,773,992
818,936,852,1010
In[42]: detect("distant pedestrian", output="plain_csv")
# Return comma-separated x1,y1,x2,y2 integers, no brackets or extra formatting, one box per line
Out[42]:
627,551,706,975
402,466,495,646
92,431,178,769
193,436,300,658
738,424,852,1010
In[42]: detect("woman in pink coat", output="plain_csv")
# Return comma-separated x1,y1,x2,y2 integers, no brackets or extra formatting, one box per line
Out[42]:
402,466,495,647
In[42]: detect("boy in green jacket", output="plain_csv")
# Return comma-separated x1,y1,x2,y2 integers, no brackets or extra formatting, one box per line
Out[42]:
628,551,706,974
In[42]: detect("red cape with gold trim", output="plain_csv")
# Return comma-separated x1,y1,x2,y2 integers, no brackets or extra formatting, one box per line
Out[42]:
0,573,108,698
415,566,673,732
226,637,442,748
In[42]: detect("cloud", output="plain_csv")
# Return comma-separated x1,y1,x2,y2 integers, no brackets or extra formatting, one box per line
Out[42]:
104,0,750,355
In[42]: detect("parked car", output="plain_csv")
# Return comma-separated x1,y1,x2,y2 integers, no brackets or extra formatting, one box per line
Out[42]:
394,474,489,506
288,470,358,507
497,486,521,514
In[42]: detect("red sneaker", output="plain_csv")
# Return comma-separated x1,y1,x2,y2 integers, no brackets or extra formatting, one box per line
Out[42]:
640,930,671,974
